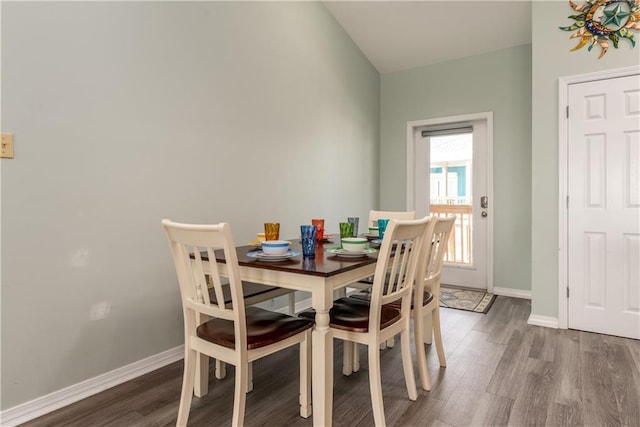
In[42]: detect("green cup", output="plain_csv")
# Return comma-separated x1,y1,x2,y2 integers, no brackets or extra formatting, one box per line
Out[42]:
339,222,354,239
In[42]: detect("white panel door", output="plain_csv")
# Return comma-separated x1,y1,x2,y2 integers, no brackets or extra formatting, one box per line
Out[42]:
568,74,640,339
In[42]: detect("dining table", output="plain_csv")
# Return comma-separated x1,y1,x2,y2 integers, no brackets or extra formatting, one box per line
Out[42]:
202,237,380,427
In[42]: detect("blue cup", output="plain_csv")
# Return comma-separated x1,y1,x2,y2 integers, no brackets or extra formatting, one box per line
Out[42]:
347,217,359,237
377,219,390,241
300,225,317,258
302,257,316,271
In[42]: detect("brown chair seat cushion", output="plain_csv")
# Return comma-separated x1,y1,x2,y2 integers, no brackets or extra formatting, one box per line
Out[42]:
298,297,401,333
208,281,282,305
196,307,314,350
350,290,434,310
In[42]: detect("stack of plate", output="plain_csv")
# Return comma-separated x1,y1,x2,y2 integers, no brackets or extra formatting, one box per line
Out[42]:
326,247,377,258
247,250,300,262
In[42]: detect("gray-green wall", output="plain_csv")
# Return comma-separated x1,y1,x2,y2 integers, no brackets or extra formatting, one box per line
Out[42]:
1,2,379,409
380,45,533,293
531,1,640,318
5,0,640,415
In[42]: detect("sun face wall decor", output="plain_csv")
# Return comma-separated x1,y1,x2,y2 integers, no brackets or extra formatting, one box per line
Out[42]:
560,0,640,58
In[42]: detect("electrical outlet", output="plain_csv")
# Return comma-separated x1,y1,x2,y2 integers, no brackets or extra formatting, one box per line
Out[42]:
1,133,14,159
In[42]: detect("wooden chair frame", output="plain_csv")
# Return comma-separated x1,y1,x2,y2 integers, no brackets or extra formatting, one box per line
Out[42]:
413,215,456,391
331,217,430,426
162,220,311,427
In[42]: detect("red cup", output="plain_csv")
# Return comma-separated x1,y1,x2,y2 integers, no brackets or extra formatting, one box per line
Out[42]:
311,218,325,241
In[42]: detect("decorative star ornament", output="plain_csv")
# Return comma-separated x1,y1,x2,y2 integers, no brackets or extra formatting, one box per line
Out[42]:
602,3,631,25
559,0,640,58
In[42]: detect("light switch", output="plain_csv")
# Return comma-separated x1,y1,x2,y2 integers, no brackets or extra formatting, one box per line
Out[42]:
1,133,14,159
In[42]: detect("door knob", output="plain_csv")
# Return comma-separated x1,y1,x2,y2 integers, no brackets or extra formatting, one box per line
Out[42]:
481,211,488,217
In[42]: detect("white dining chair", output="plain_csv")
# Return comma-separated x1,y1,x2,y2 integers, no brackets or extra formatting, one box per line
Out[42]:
347,210,417,368
412,215,455,390
351,215,455,390
300,217,430,426
162,219,313,426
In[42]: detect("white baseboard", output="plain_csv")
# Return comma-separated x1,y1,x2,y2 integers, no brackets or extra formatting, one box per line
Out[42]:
0,346,184,427
528,314,559,329
492,287,531,300
275,296,312,314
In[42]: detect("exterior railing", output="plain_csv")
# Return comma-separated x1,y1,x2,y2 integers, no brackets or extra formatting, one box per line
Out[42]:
430,204,472,265
429,197,471,205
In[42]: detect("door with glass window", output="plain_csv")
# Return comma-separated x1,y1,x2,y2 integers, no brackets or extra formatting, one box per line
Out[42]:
409,115,491,290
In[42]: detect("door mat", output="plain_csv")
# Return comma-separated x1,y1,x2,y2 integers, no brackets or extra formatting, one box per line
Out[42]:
439,286,496,314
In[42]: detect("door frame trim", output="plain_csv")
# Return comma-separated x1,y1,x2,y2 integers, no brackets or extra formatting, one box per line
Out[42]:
407,112,494,292
557,65,640,329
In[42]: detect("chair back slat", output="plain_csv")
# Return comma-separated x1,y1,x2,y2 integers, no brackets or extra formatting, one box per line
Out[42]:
417,216,456,298
191,246,212,305
370,217,431,325
205,247,227,308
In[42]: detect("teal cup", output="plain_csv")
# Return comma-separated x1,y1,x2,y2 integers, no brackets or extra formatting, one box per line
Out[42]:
377,219,390,241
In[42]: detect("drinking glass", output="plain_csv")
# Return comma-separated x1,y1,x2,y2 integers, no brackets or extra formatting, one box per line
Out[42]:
339,222,354,239
311,218,325,241
377,219,390,241
347,217,359,237
302,257,316,271
300,225,317,258
264,222,280,241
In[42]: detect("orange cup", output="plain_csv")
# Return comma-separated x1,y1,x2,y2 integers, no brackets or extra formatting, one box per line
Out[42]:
264,222,280,240
311,218,324,241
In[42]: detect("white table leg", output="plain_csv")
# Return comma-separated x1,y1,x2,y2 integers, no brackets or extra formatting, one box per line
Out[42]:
312,290,334,427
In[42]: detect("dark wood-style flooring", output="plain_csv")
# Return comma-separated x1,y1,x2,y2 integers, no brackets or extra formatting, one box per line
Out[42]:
22,297,640,426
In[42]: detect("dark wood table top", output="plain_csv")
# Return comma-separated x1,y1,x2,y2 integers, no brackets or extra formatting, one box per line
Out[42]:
213,239,380,278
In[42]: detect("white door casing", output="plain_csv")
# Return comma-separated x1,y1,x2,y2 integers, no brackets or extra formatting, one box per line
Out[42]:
559,67,640,339
407,112,493,292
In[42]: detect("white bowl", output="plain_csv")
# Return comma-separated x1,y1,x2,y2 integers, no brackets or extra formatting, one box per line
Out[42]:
368,227,379,237
341,237,368,252
261,240,290,255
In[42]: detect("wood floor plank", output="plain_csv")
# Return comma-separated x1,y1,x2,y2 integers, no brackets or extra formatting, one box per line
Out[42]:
391,394,447,427
550,328,583,407
546,401,584,426
528,324,558,363
624,337,640,377
580,350,623,426
468,392,514,426
436,363,496,426
454,329,508,370
485,298,530,345
508,357,556,426
604,341,640,426
485,328,535,398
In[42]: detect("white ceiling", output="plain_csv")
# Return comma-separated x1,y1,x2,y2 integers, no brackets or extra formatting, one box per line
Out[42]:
323,1,533,74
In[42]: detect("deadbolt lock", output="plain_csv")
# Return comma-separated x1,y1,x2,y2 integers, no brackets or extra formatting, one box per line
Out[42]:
480,196,489,209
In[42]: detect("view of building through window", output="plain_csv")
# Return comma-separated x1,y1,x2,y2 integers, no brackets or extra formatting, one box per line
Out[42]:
430,133,472,265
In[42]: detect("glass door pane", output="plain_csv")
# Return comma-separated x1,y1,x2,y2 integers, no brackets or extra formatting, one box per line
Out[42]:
429,133,472,265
